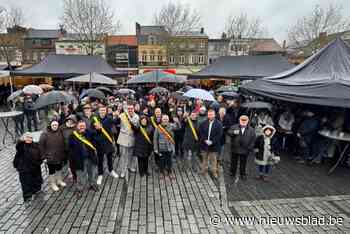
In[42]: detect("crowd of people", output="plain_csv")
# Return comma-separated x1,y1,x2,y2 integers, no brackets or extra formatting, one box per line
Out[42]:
11,87,350,202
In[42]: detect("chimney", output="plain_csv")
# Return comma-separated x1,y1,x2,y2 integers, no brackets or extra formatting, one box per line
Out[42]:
200,27,204,34
319,32,327,48
136,22,141,35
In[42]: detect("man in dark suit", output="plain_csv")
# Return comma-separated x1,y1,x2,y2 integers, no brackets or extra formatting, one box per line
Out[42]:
199,109,223,178
227,115,256,180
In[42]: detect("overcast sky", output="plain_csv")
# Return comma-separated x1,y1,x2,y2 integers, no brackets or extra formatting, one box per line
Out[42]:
1,0,349,43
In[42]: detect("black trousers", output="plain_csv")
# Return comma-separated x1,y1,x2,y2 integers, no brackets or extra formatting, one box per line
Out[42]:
98,151,114,175
231,153,248,176
19,166,43,200
47,163,63,175
26,113,38,132
159,151,172,174
138,157,149,175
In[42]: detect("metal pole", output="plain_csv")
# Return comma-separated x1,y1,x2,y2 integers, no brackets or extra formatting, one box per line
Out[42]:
89,72,92,88
156,69,159,87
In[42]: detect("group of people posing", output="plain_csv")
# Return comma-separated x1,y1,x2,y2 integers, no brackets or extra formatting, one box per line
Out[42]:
13,93,278,202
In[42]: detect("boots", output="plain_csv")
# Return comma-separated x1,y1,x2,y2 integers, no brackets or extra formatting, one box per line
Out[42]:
49,175,59,192
56,171,67,187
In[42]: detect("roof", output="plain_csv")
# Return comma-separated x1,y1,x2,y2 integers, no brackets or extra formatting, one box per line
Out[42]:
65,73,117,85
250,39,284,52
107,35,137,46
174,31,208,38
127,70,186,84
241,38,350,108
11,54,126,78
188,54,293,80
25,29,62,39
140,25,167,35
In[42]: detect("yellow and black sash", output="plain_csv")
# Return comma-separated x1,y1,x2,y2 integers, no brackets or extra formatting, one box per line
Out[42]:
151,116,159,130
140,126,152,144
92,116,114,144
73,131,96,152
187,118,199,141
158,125,175,145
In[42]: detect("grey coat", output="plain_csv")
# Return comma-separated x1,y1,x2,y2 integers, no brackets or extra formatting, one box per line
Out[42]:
117,112,139,147
153,124,176,153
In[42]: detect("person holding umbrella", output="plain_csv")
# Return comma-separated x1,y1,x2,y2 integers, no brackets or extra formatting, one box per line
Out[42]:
227,115,256,180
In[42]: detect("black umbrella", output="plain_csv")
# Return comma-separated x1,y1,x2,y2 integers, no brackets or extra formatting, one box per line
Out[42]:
96,86,113,94
221,91,240,99
241,101,272,110
117,88,135,95
178,85,193,92
149,87,169,94
34,90,77,109
81,89,105,100
171,91,187,100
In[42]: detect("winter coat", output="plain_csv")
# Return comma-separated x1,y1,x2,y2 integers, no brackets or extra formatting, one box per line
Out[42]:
227,124,256,155
154,124,176,153
117,112,139,147
39,127,66,164
90,114,117,154
255,125,276,166
13,141,42,173
218,115,231,146
182,118,200,152
198,119,223,153
60,125,75,153
68,130,98,170
297,116,320,145
133,125,154,158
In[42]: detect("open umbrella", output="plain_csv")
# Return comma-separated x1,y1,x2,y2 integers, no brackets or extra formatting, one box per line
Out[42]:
39,84,54,91
7,90,23,102
221,91,240,99
149,87,169,94
241,101,272,110
216,85,238,93
117,88,135,95
81,89,105,100
178,85,193,92
34,90,77,109
96,86,113,94
65,73,117,85
23,85,43,95
183,88,215,102
170,91,187,100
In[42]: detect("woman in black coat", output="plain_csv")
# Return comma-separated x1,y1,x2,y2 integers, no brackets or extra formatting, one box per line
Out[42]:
13,133,43,202
133,116,154,177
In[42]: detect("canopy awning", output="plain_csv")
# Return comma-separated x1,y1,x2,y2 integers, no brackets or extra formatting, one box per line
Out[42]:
241,38,350,108
127,70,186,84
188,54,293,80
65,73,117,85
11,54,126,78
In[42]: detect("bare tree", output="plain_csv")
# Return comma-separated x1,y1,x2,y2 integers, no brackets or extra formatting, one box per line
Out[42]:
224,13,266,55
153,2,201,35
288,4,350,52
61,0,120,56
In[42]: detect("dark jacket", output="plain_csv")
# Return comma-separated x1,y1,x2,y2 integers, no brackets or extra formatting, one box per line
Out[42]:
60,125,75,153
182,118,200,152
13,141,42,172
90,115,116,154
199,119,223,153
68,130,98,170
218,114,231,146
133,125,154,158
227,124,256,155
39,127,66,164
297,116,320,144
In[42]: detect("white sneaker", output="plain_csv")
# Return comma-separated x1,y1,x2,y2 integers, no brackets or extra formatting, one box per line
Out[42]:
120,173,125,178
110,170,119,178
97,175,103,185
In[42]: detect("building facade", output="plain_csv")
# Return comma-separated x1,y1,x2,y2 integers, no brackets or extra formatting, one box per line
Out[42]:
136,23,169,71
106,35,138,71
167,29,208,69
22,29,64,64
55,34,106,58
208,38,230,64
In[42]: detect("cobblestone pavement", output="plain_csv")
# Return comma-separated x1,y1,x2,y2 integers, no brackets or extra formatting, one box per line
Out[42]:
1,118,350,233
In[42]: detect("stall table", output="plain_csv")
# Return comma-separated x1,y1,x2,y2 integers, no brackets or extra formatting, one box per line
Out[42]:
0,111,23,147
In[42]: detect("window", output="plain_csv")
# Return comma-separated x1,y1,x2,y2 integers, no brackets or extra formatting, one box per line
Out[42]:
40,52,46,60
199,55,205,64
169,56,175,64
200,41,205,48
150,55,155,61
179,43,186,49
189,43,196,49
41,39,51,46
179,55,185,64
33,52,38,61
193,55,198,64
158,55,162,61
188,55,193,64
149,36,156,45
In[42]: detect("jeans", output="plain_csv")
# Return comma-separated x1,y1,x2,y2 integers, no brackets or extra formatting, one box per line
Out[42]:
76,159,97,191
258,165,271,175
184,150,198,171
159,151,173,174
26,113,38,132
